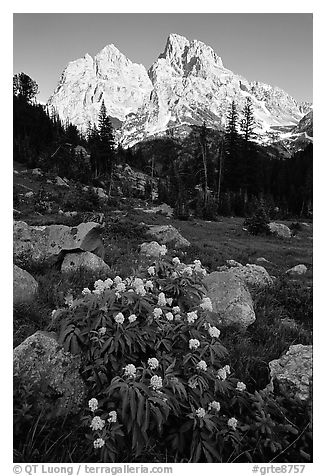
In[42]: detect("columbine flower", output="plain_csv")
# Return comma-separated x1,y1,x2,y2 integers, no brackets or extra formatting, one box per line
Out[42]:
108,410,117,423
150,375,163,390
208,326,221,339
166,297,173,306
217,368,227,381
187,311,198,324
200,297,213,312
82,287,91,295
90,416,106,431
236,381,246,392
158,292,166,306
128,314,137,323
114,312,124,324
116,282,126,293
93,438,105,449
166,312,174,321
189,338,200,350
124,363,137,378
228,417,238,430
208,401,221,412
148,357,159,370
114,276,122,284
98,327,107,336
88,398,98,412
172,257,181,265
148,266,155,276
197,360,207,371
195,408,206,418
153,307,163,318
172,306,181,314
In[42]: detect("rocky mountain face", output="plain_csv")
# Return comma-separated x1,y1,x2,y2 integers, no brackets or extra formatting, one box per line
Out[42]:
47,33,312,148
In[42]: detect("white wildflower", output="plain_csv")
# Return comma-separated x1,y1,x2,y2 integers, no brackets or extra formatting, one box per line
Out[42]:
183,266,193,276
165,312,174,321
217,368,227,381
104,278,113,288
153,307,163,318
135,285,146,296
93,438,105,449
224,365,231,375
208,401,221,412
197,360,208,371
124,364,137,378
133,278,144,287
195,408,206,418
166,297,173,306
200,297,213,312
114,312,124,324
160,244,167,256
150,375,163,390
172,306,180,314
236,381,247,392
148,266,155,276
171,271,178,279
93,289,101,296
208,326,221,339
187,311,198,324
116,282,126,293
189,338,200,350
94,280,105,292
108,410,117,423
228,417,238,430
172,257,181,266
88,398,98,412
114,276,122,284
90,416,106,431
148,357,159,370
158,292,166,306
98,327,107,336
193,259,202,267
145,280,153,290
128,314,137,323
82,288,91,295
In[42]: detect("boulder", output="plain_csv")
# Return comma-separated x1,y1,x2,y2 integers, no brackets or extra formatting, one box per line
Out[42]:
203,271,256,329
286,264,308,276
268,344,312,401
268,222,292,239
140,241,167,258
55,176,69,187
13,220,105,266
61,251,110,274
31,168,43,176
24,191,34,198
226,259,242,267
146,224,190,248
228,264,273,289
13,265,38,305
256,257,271,264
13,331,86,416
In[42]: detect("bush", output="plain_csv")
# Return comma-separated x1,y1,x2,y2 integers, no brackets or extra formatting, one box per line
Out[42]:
62,185,101,212
47,256,311,463
244,198,271,235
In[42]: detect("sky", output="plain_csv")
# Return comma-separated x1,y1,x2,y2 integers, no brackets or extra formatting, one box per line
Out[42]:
13,13,312,104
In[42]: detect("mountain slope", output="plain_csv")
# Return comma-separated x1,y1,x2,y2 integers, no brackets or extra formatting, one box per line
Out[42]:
47,33,311,147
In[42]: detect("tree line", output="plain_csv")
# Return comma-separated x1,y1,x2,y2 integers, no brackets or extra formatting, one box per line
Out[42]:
13,73,312,218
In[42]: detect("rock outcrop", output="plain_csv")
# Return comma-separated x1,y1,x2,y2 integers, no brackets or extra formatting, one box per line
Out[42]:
140,241,167,258
286,264,308,276
203,271,256,329
268,222,292,239
13,265,38,306
228,263,273,289
13,331,86,416
268,344,312,401
146,224,190,248
61,251,110,274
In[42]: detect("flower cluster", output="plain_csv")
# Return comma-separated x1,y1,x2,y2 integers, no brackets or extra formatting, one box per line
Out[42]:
227,417,238,431
90,416,106,431
208,401,221,412
124,364,137,378
93,438,105,449
153,307,163,319
114,312,125,324
208,325,221,339
200,297,213,312
187,310,198,324
189,338,200,350
236,381,247,392
88,398,98,412
108,410,117,423
196,360,208,371
128,314,137,323
158,292,166,306
148,357,159,370
150,375,163,390
217,364,231,381
195,407,206,418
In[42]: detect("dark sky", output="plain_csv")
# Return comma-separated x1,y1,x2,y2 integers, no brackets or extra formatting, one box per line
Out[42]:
13,13,312,103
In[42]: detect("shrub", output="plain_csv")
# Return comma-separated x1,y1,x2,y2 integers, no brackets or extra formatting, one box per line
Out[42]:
49,256,311,463
62,185,101,212
244,198,271,235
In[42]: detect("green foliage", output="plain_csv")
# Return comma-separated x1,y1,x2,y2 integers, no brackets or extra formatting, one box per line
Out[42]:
62,185,101,212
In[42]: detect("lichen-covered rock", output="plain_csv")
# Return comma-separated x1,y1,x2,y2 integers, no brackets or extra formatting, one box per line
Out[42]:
228,263,273,289
13,331,86,416
268,222,292,239
202,271,256,329
140,241,167,258
61,251,110,274
146,224,190,248
286,264,308,276
268,344,312,401
13,265,38,305
13,220,105,266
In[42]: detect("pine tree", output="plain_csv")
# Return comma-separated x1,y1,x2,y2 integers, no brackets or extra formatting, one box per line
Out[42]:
89,100,115,179
13,73,39,103
224,100,241,192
